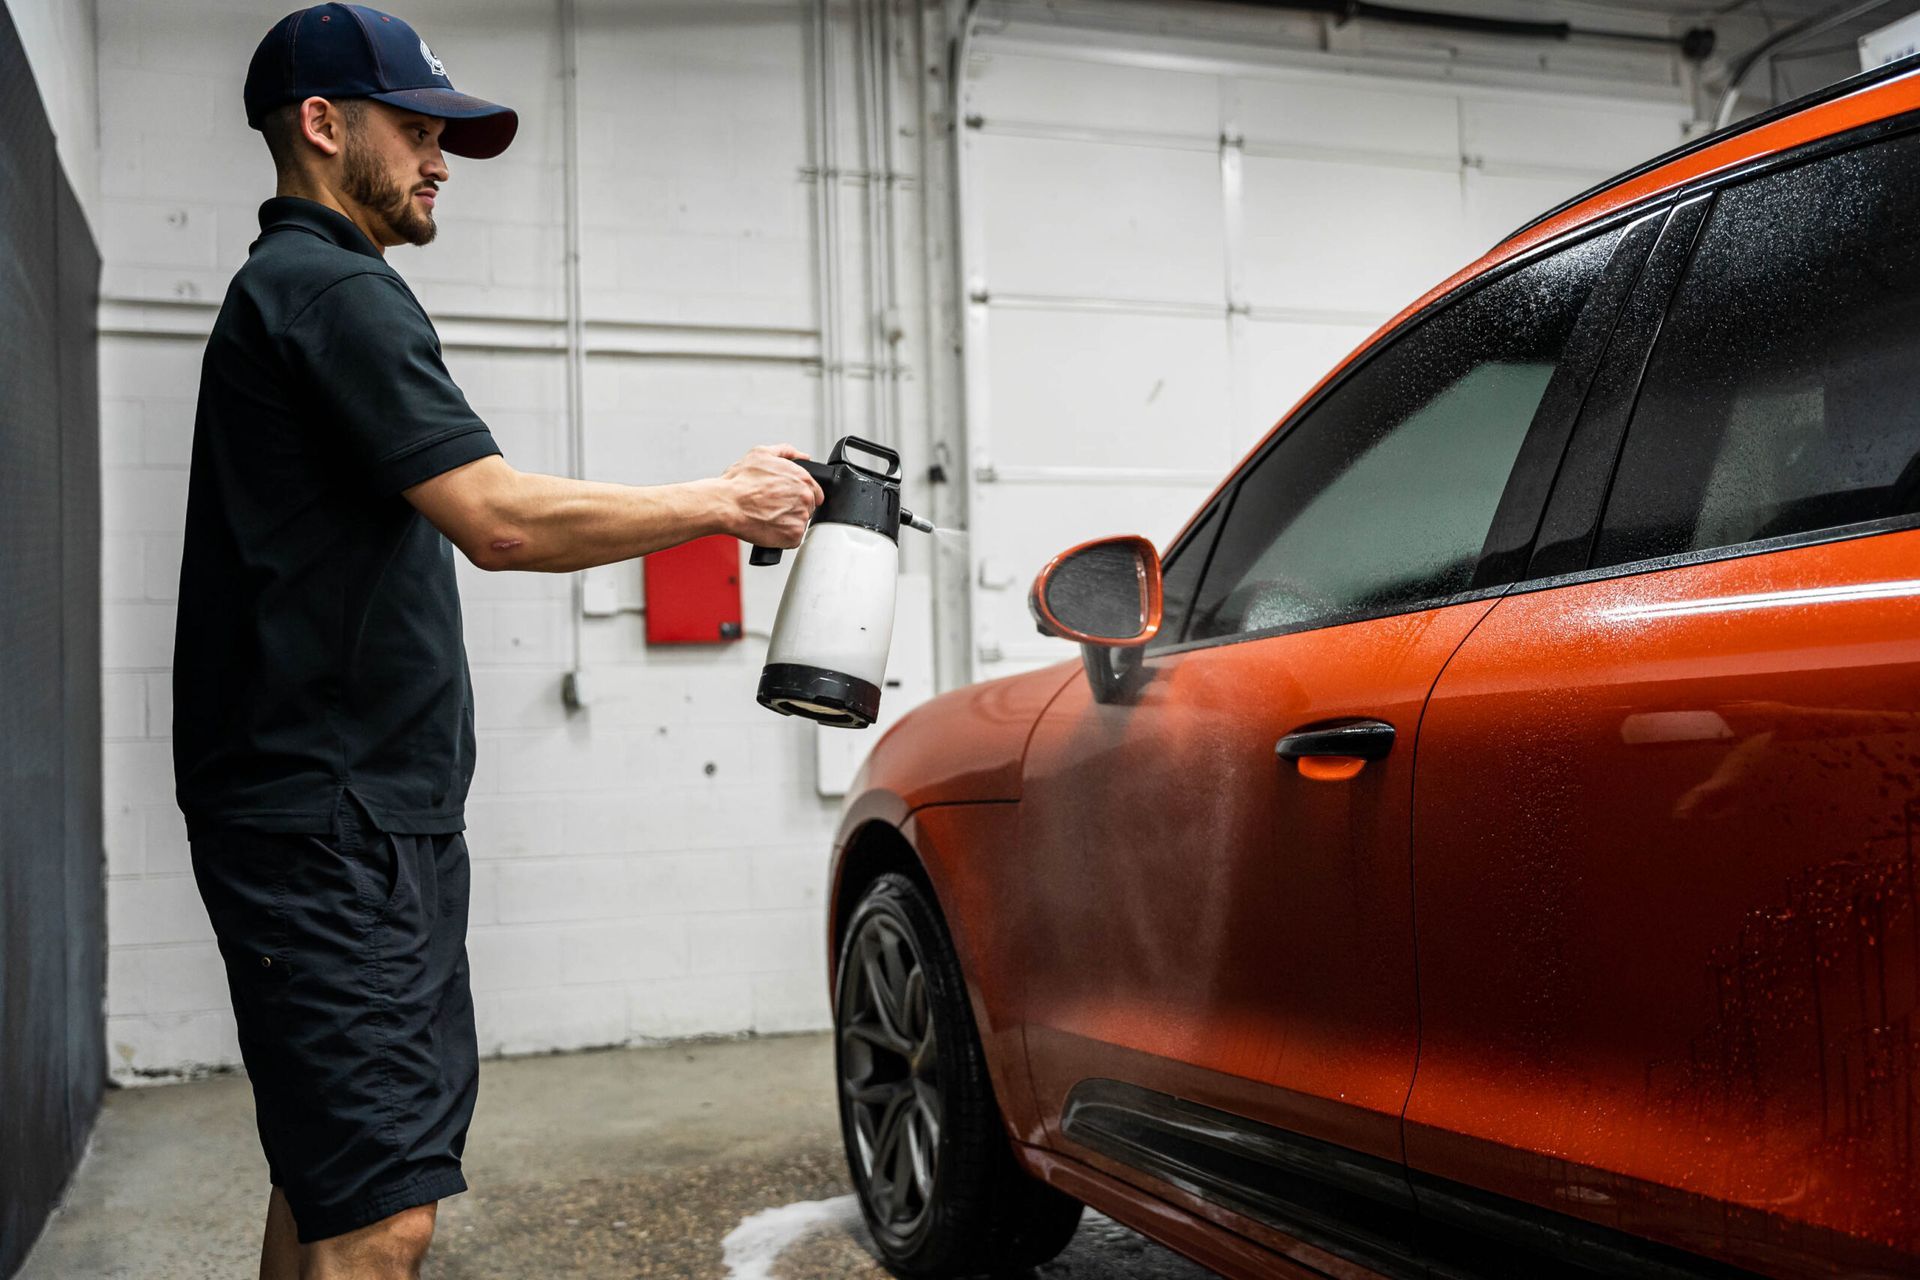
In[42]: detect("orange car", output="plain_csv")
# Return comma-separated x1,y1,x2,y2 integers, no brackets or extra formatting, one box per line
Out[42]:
828,54,1920,1280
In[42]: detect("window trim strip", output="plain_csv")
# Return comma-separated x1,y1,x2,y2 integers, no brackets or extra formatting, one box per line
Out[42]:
1524,194,1713,581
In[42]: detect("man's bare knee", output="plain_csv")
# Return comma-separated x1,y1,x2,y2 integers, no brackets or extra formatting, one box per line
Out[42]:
299,1202,439,1280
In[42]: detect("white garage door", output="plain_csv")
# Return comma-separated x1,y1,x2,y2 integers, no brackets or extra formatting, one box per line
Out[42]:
959,9,1696,678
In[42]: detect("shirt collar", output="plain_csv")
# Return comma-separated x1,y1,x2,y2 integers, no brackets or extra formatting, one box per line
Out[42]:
255,196,383,261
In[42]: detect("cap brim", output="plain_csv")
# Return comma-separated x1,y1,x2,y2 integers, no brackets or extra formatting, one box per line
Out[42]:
367,88,518,159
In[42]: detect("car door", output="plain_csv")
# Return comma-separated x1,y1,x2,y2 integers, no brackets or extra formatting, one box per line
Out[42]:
1007,211,1654,1276
1407,125,1920,1278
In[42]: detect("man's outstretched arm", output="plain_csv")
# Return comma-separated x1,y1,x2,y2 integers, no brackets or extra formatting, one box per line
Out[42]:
403,444,825,573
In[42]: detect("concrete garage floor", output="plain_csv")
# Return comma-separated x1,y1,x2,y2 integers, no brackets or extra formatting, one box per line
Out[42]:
20,1034,1216,1279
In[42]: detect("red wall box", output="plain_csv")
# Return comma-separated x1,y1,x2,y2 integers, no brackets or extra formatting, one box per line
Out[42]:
643,535,743,644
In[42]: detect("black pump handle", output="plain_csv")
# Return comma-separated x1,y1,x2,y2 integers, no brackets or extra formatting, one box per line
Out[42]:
830,435,900,479
748,456,836,566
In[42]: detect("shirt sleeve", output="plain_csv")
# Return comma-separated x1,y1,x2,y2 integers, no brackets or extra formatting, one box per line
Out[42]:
281,271,502,495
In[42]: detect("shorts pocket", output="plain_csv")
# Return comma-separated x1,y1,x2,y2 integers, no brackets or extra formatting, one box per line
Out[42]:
344,831,407,922
328,795,410,925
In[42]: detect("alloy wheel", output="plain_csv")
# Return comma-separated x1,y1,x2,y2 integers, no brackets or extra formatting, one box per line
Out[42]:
838,911,942,1240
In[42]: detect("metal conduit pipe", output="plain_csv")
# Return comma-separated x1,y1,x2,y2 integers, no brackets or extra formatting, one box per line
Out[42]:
850,0,906,456
809,0,845,453
867,0,894,448
557,0,589,684
1713,0,1906,129
851,0,886,447
948,0,984,684
919,0,972,685
876,0,906,463
1223,0,1715,56
831,0,910,460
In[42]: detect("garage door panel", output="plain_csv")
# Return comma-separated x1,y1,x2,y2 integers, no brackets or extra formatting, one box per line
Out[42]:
984,309,1233,473
1241,317,1381,444
1461,169,1610,257
978,133,1223,304
1243,156,1466,314
1234,75,1459,160
1462,96,1686,172
971,482,1216,580
970,480,1216,673
960,16,1696,686
970,51,1220,138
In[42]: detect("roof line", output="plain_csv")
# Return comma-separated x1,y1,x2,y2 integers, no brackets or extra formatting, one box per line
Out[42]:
1499,49,1920,249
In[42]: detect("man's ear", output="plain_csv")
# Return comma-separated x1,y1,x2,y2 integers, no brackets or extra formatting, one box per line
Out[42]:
298,97,346,159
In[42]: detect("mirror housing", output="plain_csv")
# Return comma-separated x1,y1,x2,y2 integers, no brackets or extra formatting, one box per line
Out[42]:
1029,535,1164,648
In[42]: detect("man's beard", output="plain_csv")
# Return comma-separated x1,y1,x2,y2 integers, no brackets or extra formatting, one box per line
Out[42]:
342,134,437,246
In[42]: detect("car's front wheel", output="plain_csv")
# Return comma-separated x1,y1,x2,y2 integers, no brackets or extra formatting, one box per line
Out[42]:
835,872,1083,1277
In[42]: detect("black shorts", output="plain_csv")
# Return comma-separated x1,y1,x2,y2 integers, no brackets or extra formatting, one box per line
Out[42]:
189,793,479,1243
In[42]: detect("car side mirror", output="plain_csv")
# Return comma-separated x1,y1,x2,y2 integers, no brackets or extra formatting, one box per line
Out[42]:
1029,535,1163,647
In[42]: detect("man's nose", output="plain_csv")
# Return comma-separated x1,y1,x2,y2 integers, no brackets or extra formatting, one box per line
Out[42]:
424,150,449,182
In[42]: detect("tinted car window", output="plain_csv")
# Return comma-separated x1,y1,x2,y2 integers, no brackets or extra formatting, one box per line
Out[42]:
1150,503,1220,650
1593,133,1920,568
1187,227,1623,642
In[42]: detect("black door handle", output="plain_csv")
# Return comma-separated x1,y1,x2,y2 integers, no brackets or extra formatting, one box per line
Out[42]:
1275,720,1396,761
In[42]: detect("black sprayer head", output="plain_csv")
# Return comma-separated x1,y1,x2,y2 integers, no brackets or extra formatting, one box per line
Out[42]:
748,436,912,566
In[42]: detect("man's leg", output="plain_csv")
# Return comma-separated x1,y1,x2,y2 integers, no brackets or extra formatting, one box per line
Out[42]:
299,1203,440,1280
261,1186,300,1280
199,816,473,1280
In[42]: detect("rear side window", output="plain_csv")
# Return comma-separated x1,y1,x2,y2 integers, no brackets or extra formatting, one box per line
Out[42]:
1592,132,1920,569
1185,226,1623,643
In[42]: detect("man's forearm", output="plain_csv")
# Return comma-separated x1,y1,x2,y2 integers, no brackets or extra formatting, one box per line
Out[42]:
406,448,820,572
493,470,738,571
415,458,737,572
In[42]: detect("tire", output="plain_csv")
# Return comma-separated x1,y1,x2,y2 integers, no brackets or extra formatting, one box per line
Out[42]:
835,872,1084,1277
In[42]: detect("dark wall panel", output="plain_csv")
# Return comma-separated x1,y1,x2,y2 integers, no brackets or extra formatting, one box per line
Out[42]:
0,1,105,1273
57,147,106,1181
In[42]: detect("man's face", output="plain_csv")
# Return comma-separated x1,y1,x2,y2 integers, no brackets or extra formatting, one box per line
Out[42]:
340,102,449,247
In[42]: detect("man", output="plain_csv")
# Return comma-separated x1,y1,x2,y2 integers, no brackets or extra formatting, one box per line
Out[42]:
173,7,823,1277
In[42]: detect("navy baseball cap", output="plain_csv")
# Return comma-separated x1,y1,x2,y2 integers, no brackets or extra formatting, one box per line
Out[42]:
244,4,517,159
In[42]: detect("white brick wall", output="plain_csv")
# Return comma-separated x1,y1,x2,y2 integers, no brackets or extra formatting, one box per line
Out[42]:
95,0,876,1080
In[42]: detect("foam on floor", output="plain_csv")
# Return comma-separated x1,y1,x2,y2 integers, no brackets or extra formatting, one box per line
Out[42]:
720,1194,862,1280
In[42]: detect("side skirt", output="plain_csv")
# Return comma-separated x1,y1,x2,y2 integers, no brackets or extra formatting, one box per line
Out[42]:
1060,1078,1763,1280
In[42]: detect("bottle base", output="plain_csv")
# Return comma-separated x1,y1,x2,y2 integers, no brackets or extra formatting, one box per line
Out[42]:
757,662,882,728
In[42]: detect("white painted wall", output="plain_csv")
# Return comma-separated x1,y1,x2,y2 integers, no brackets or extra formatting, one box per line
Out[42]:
7,0,101,226
96,0,934,1078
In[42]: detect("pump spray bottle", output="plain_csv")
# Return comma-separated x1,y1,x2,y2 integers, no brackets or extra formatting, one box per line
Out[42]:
749,436,932,728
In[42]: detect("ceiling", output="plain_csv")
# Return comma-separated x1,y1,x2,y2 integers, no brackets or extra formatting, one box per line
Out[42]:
1460,0,1916,40
1532,0,1920,107
1585,0,1885,15
1542,0,1906,20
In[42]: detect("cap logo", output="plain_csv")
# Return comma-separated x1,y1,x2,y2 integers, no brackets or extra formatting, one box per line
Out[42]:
419,38,445,78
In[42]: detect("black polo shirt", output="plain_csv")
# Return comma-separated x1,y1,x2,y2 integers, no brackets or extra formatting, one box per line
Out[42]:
172,197,499,837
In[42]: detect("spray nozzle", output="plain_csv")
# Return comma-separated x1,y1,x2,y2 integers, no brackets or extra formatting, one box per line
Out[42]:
900,509,934,535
